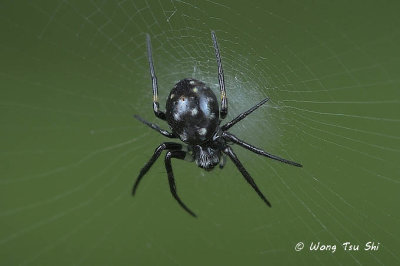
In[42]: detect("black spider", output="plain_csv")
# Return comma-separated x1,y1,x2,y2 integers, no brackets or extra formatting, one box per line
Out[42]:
133,31,302,217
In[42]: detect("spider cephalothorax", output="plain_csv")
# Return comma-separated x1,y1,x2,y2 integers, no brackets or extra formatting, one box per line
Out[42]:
191,139,224,170
132,31,302,217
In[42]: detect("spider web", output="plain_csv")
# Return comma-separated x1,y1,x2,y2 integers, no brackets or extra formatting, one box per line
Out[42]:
0,0,399,265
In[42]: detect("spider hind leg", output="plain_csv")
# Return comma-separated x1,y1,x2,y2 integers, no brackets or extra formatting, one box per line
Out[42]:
211,31,228,119
221,97,269,131
146,34,166,120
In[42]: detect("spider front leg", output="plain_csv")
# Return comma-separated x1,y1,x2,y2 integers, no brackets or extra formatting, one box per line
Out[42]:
211,31,228,119
146,34,166,120
219,154,227,169
223,132,302,167
224,146,271,207
132,142,182,195
165,150,197,217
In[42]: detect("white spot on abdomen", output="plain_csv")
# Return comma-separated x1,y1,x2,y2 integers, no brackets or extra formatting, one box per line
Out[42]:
199,97,210,116
198,128,207,135
180,131,188,141
191,108,198,116
174,97,190,121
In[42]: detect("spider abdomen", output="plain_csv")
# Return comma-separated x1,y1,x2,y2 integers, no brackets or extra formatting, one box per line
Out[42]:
166,78,219,144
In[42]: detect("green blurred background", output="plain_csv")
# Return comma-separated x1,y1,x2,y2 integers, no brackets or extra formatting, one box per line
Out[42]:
1,0,399,265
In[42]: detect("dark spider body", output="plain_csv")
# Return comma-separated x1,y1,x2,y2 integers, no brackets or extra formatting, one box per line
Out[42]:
166,78,223,170
133,31,302,217
166,78,219,145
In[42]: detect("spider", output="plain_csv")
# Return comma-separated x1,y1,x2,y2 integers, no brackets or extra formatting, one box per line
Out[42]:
133,31,302,217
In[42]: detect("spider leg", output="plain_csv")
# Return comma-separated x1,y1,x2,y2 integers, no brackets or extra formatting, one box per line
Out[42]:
211,31,228,119
165,150,197,217
221,97,269,131
219,154,227,169
132,142,182,195
134,115,177,138
223,132,302,167
223,146,271,207
146,34,166,120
